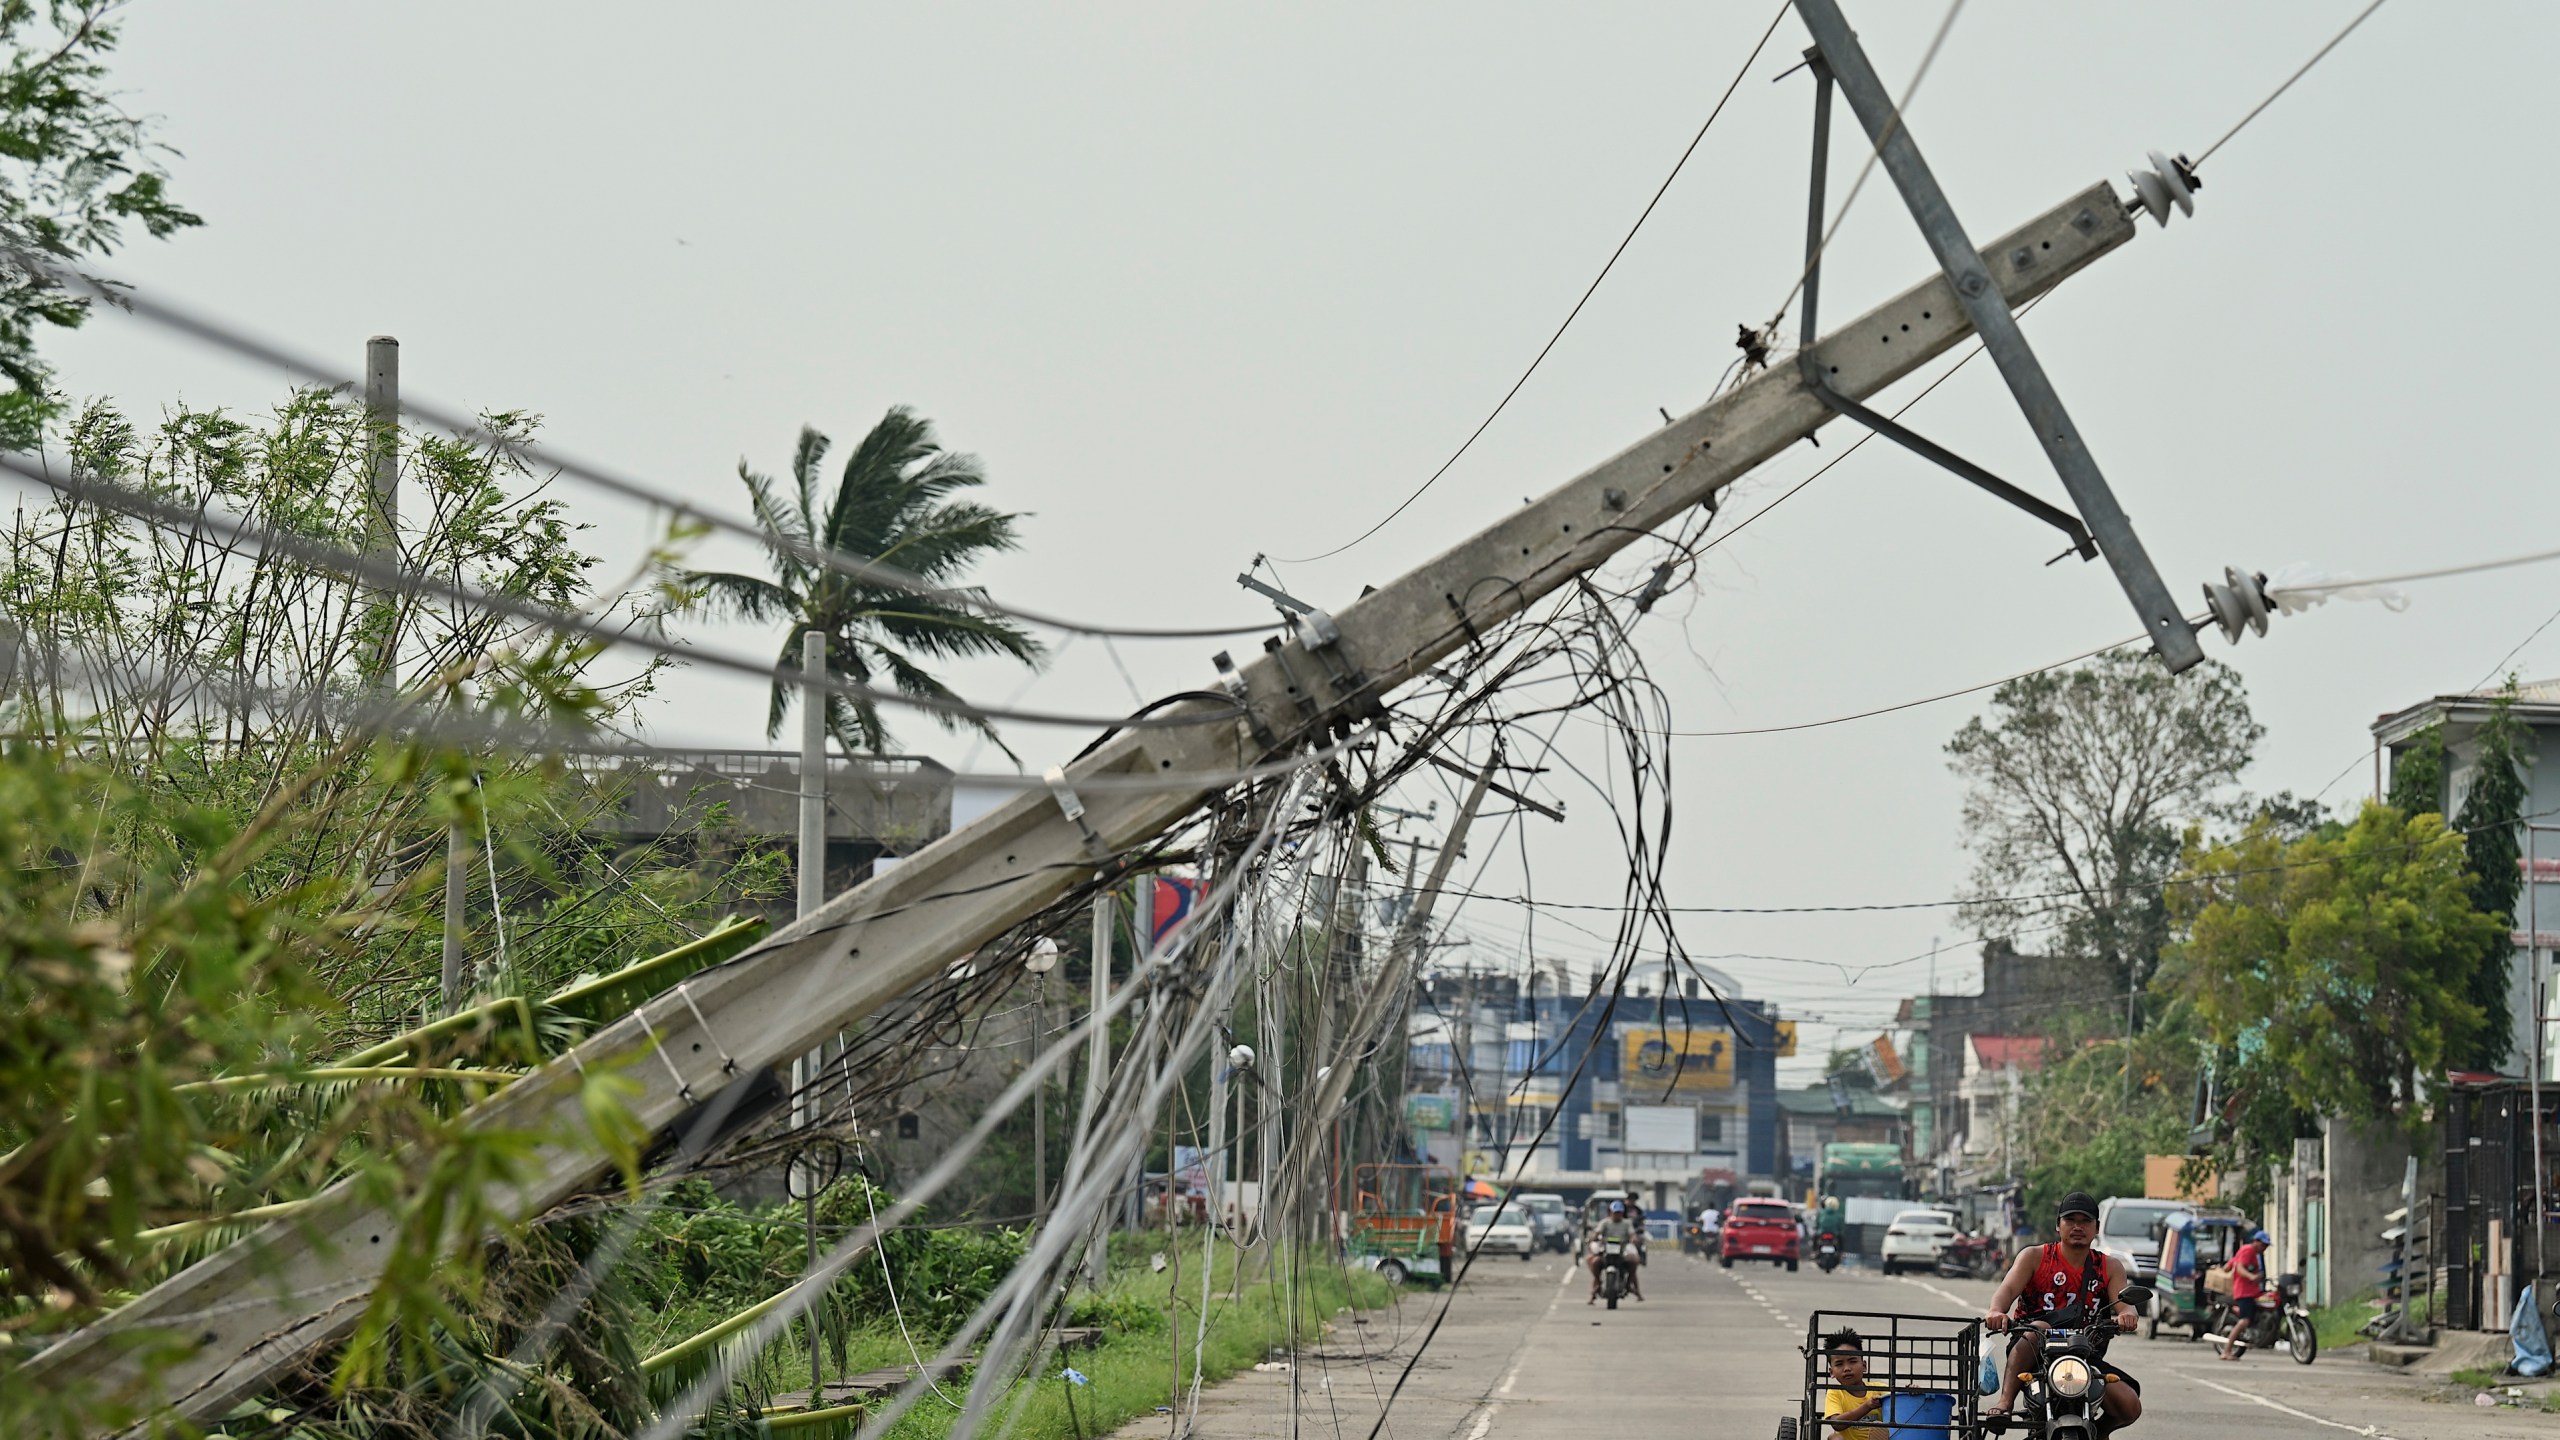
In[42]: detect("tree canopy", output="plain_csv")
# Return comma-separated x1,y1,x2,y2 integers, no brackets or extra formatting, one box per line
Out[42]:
2164,802,2502,1129
0,2,202,447
682,408,1042,757
1947,650,2262,989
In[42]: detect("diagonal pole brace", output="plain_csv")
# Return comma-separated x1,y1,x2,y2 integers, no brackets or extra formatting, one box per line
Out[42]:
1791,50,2095,563
1789,5,2207,671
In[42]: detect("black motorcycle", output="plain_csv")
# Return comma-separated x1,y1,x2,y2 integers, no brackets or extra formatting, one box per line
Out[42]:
1988,1286,2151,1440
1814,1230,1840,1274
1594,1237,1637,1310
2209,1272,2317,1364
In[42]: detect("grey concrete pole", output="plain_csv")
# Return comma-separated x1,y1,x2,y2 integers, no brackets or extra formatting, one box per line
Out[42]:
1081,891,1113,1285
363,337,398,553
795,628,828,1396
441,789,468,1015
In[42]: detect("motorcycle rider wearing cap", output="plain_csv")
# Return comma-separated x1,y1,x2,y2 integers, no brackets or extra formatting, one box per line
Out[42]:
1979,1191,2142,1429
2219,1229,2271,1361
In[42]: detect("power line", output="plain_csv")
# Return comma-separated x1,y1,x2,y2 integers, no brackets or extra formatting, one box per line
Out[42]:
1760,0,1971,331
2193,0,2391,168
0,448,1245,735
1641,629,2143,737
5,246,1277,643
1269,1,1792,565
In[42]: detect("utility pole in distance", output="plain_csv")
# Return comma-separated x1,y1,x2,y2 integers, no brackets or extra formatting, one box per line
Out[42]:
793,628,829,1396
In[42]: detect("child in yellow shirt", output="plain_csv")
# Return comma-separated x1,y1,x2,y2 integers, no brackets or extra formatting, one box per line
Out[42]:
1820,1329,1889,1440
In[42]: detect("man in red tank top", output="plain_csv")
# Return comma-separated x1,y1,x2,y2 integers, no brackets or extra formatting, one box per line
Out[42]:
1979,1191,2144,1428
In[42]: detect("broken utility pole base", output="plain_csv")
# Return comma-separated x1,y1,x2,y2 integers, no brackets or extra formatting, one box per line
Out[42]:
33,164,2210,1426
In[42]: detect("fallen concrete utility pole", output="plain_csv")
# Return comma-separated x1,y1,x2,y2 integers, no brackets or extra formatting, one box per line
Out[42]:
30,173,2158,1421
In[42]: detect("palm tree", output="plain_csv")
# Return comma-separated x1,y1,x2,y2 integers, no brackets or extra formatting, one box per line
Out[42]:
683,407,1042,757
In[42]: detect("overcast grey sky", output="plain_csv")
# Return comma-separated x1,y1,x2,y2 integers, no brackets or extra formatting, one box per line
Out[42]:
43,2,2560,1081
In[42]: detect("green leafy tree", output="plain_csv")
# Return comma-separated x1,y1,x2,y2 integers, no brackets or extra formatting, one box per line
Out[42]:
2015,1004,2198,1222
2452,684,2530,1071
682,408,1043,757
1947,651,2263,992
2387,723,2446,817
2163,802,2501,1130
0,3,202,447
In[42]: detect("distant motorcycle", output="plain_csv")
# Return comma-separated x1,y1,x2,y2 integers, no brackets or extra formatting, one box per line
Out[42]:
1593,1236,1637,1310
1815,1231,1840,1274
2208,1272,2317,1364
1939,1233,2007,1282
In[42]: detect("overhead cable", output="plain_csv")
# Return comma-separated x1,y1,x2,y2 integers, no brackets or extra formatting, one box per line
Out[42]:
0,449,1246,735
2193,0,2391,168
2,246,1275,642
1269,0,1792,565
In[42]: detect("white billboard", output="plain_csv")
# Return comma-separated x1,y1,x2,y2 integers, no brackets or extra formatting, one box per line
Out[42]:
1624,1103,1696,1155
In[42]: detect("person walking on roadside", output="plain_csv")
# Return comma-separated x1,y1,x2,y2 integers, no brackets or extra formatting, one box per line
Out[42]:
2219,1229,2270,1361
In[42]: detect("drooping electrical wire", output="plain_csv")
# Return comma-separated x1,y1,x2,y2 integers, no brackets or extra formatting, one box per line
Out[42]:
1270,1,1792,565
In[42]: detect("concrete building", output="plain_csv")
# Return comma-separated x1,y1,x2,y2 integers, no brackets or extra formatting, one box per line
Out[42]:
1775,1074,1907,1188
1898,941,2108,1200
2373,678,2560,1078
1405,960,1789,1213
572,748,954,920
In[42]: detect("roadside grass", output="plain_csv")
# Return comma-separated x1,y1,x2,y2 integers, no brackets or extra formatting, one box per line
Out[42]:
2310,1297,2378,1353
732,1238,1393,1440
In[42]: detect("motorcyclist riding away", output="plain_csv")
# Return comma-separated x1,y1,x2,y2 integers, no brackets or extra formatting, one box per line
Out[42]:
1587,1200,1645,1304
1980,1191,2142,1430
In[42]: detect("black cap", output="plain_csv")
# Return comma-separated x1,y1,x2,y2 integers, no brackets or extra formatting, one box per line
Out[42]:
2056,1191,2100,1220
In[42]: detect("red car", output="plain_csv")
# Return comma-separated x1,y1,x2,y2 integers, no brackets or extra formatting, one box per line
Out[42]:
1718,1198,1801,1271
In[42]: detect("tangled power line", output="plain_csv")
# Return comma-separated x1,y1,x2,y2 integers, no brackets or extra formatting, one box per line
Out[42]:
11,1,2454,1437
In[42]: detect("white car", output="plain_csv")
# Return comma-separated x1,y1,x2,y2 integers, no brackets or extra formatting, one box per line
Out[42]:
1466,1203,1537,1260
1879,1207,1960,1275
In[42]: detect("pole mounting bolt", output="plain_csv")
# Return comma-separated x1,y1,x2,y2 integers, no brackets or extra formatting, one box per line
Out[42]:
2126,151,2201,228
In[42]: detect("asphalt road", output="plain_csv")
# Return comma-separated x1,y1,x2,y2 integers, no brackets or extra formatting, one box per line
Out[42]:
1142,1247,2560,1440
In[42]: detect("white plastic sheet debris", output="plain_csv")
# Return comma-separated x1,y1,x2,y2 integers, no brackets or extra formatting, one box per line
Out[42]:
2260,561,2411,617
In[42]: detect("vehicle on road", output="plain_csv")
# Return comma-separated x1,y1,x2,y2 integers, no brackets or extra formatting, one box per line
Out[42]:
1464,1202,1537,1260
2144,1208,2253,1342
1878,1207,1959,1276
1813,1228,1841,1273
1720,1198,1801,1271
2096,1196,2191,1285
1593,1231,1637,1309
1514,1192,1573,1253
1936,1230,2008,1281
1347,1163,1457,1287
1982,1285,2154,1438
2209,1269,2317,1364
1816,1142,1910,1258
1772,1307,1979,1440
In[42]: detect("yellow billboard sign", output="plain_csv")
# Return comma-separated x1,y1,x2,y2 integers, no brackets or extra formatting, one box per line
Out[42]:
1774,1020,1798,1057
1621,1028,1732,1094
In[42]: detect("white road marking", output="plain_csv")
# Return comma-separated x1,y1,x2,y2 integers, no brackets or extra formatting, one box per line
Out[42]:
2172,1367,2399,1438
1462,1254,1575,1438
1899,1275,1978,1311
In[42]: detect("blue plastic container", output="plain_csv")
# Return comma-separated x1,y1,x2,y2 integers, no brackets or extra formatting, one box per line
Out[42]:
1883,1391,1955,1439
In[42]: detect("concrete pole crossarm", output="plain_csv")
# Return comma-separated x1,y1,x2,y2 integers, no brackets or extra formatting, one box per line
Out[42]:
1791,0,2202,671
26,180,2139,1425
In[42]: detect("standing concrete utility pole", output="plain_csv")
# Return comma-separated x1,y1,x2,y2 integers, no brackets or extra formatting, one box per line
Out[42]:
793,629,829,1397
1792,0,2203,672
441,794,470,1015
42,169,2199,1418
364,337,398,545
1079,889,1114,1286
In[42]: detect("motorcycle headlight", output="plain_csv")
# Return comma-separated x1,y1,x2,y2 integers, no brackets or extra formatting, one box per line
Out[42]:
2045,1356,2096,1399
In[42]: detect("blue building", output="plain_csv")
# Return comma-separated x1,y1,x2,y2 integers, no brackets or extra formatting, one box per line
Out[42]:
1405,961,1789,1213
